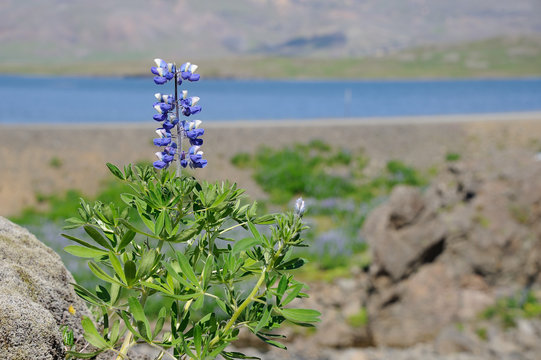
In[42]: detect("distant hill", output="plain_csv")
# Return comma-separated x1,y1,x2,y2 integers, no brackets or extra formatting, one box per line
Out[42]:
0,0,540,77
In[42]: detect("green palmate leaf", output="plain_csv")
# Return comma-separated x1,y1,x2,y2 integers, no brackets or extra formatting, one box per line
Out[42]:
66,350,104,359
215,297,229,315
117,229,136,251
61,233,103,251
124,260,137,286
276,258,306,270
96,285,111,303
254,214,276,225
194,324,202,358
110,282,121,306
279,308,321,324
140,280,173,295
182,339,197,360
277,275,288,299
255,334,287,350
282,283,305,306
193,293,204,310
109,252,126,284
155,210,166,236
72,283,105,306
64,245,108,258
88,262,125,287
128,296,151,341
172,225,200,243
247,221,262,243
222,351,261,360
164,210,173,234
81,316,109,349
154,307,167,339
120,311,143,340
106,163,124,180
119,219,159,239
84,225,113,250
137,249,156,279
201,254,213,289
232,237,260,255
254,305,272,333
176,252,200,287
109,319,121,345
163,262,196,290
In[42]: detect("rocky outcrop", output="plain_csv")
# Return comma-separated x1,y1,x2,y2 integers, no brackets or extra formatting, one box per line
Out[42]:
0,217,91,360
363,162,541,349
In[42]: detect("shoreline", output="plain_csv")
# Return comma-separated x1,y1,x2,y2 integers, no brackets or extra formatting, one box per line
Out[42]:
2,113,541,217
2,111,541,129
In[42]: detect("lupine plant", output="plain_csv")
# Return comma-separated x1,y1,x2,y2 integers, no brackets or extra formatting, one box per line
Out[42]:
62,60,319,360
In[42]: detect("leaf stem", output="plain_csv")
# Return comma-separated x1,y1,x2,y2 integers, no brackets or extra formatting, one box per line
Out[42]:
115,291,148,360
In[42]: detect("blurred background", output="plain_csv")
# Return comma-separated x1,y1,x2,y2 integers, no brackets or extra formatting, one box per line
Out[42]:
1,1,541,359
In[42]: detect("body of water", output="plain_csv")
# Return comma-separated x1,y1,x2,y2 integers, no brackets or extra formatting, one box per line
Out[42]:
1,75,541,123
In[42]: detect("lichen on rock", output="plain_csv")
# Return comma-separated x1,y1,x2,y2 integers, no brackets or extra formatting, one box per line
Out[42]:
0,216,91,360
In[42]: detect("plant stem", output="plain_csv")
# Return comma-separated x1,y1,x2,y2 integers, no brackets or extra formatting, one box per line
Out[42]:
209,268,267,347
174,67,182,178
115,291,148,360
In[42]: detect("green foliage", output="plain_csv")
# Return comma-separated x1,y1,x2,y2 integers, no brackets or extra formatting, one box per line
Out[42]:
230,153,252,169
445,152,461,162
481,290,541,328
63,163,319,359
49,156,63,168
10,179,133,225
250,144,354,203
475,327,488,341
346,307,368,328
231,140,427,206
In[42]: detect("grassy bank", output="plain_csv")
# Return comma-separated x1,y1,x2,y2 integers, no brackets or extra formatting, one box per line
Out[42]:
1,37,539,79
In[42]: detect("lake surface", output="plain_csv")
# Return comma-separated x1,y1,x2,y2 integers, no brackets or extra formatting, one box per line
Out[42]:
1,75,541,123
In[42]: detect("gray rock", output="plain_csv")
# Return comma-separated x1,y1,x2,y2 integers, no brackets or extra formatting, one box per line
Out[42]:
0,217,92,360
363,162,541,348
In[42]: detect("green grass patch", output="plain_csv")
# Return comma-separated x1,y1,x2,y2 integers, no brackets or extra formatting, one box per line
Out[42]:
481,290,541,328
347,307,368,328
445,152,461,162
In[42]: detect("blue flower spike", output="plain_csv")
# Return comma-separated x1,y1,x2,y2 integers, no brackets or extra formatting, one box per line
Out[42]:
151,58,207,171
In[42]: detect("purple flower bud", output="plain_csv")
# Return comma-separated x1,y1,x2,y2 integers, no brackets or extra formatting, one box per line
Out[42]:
164,145,177,155
180,150,186,160
189,105,202,115
180,159,188,168
163,121,175,130
181,71,190,80
153,160,167,169
189,73,200,82
189,138,203,146
188,146,200,155
186,128,204,139
165,72,174,80
153,113,167,122
177,78,183,85
162,154,174,162
151,67,160,76
189,154,208,168
160,103,173,112
153,138,171,146
154,76,167,85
